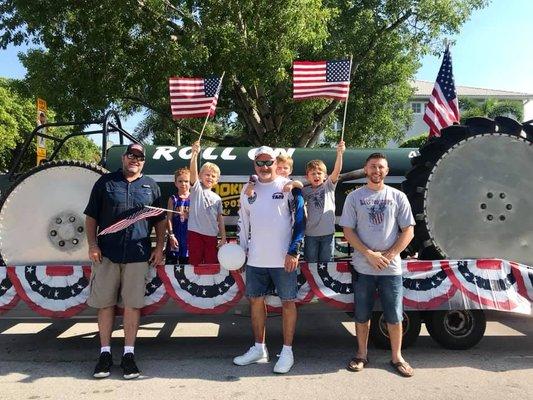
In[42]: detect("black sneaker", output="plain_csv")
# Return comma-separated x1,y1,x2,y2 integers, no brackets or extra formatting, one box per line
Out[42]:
93,351,113,378
120,353,140,379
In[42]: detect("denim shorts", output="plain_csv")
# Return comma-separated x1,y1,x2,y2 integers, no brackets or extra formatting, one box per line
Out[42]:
304,234,334,262
352,272,403,324
245,265,298,301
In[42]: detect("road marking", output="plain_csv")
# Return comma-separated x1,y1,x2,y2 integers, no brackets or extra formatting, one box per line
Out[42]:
112,322,165,338
1,323,52,334
485,321,526,336
341,322,432,336
57,322,99,338
171,322,220,337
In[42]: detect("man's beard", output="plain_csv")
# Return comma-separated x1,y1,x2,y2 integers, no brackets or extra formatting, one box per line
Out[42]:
367,174,383,183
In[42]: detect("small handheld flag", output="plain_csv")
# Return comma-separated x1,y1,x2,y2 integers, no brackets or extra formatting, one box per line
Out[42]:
293,60,351,101
97,206,167,236
169,75,222,119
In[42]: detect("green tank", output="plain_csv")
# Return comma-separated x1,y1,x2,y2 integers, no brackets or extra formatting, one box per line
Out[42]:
0,115,531,266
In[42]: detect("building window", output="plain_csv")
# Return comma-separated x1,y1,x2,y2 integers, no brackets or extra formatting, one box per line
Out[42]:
411,102,422,114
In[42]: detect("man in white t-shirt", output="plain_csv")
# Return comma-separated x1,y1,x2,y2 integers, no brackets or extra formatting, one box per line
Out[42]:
233,146,305,374
339,152,415,377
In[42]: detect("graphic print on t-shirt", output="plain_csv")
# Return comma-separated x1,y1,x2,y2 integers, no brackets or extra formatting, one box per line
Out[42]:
247,192,257,204
369,201,386,225
359,198,393,226
307,187,325,210
175,202,189,222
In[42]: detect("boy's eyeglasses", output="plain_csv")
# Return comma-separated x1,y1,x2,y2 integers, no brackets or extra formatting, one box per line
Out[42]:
255,160,274,167
125,153,145,162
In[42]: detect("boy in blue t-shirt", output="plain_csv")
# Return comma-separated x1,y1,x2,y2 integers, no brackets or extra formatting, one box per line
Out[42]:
166,167,190,264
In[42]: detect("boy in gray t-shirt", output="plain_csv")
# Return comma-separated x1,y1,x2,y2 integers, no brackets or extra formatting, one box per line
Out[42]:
302,140,345,262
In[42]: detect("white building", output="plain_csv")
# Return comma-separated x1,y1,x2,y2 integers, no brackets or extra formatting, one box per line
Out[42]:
401,80,533,145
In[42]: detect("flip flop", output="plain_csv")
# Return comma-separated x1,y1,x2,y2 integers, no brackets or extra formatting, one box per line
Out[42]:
390,360,414,377
346,357,369,372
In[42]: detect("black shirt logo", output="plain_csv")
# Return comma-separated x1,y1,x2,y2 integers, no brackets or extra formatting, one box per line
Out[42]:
247,193,257,204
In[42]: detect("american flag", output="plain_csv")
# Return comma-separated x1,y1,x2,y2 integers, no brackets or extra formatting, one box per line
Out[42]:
293,60,351,101
169,76,222,119
97,206,166,236
423,46,460,137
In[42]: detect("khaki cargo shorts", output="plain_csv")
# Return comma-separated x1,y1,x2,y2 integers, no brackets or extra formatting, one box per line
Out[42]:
87,257,150,309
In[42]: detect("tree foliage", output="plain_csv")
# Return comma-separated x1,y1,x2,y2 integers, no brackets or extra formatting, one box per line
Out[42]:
459,97,524,123
0,78,100,172
399,132,428,148
0,0,488,147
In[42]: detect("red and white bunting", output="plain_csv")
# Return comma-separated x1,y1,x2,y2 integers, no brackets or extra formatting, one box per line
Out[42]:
159,264,244,314
7,265,91,318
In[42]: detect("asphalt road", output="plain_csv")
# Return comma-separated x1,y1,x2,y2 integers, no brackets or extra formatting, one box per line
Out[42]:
0,308,531,400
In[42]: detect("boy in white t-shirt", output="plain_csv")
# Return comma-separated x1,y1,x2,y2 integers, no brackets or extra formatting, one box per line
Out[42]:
188,140,226,265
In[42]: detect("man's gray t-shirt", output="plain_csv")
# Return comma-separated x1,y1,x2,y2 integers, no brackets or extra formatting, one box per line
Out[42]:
339,185,415,276
302,177,337,236
188,180,223,237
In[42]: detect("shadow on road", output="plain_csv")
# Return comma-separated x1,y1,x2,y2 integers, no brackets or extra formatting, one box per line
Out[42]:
0,309,531,383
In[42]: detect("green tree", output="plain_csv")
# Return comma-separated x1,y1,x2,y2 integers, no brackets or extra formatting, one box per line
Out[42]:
0,0,487,147
459,97,524,123
399,132,428,148
0,78,100,172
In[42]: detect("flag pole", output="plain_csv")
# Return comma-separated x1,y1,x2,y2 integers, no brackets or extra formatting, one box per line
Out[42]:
198,71,225,143
340,55,353,143
145,205,180,214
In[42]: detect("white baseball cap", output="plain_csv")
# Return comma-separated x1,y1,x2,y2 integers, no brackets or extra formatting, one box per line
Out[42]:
254,146,276,160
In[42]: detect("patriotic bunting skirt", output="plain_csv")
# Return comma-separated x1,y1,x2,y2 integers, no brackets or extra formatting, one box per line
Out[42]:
0,259,531,317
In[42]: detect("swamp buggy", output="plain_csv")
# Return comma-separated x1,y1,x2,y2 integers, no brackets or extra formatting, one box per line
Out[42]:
0,112,532,350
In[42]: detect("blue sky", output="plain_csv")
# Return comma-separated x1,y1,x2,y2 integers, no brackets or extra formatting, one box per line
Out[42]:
417,0,533,94
1,0,532,132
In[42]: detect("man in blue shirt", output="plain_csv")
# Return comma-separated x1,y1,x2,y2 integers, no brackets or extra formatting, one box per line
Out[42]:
84,143,166,380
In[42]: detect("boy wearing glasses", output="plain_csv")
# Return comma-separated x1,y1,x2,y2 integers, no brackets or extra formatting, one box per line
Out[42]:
234,146,305,374
85,143,166,379
188,140,226,266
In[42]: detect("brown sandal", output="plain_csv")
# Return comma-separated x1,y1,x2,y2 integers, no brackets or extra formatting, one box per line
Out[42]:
390,360,414,377
346,357,369,372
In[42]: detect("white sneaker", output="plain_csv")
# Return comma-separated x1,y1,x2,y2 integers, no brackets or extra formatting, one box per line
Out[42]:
233,346,269,366
273,351,294,374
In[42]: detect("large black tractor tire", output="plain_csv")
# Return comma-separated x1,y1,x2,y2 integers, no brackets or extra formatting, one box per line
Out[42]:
369,311,421,349
402,117,533,264
0,160,107,265
425,310,486,350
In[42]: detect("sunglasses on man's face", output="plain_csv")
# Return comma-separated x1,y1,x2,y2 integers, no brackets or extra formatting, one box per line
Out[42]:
125,153,145,162
255,160,274,167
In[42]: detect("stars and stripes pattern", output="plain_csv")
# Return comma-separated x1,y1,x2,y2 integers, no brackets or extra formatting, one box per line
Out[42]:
169,76,222,119
293,60,351,100
98,206,166,236
7,265,91,318
1,260,533,317
423,46,460,137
